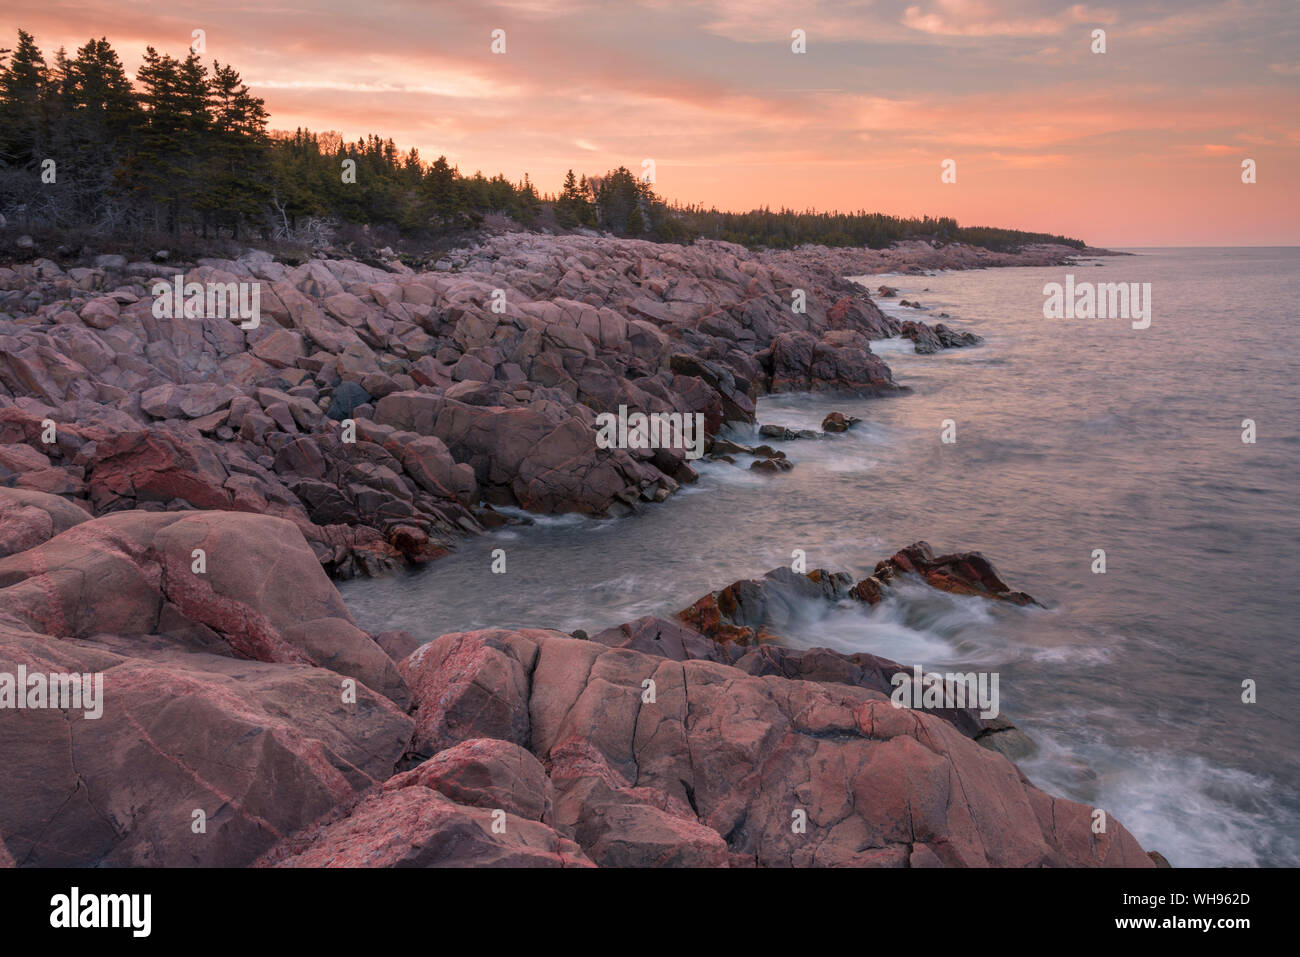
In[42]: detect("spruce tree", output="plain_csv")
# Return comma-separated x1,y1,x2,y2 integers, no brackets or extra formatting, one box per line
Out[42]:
0,30,48,167
123,48,189,232
208,61,268,239
60,39,140,227
556,168,580,227
625,203,645,235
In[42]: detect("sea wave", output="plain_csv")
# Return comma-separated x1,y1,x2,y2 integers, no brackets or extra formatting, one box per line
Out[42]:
1022,729,1300,868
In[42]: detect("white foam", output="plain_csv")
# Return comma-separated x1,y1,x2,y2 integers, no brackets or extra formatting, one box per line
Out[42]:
868,335,918,356
1022,734,1298,868
779,580,1020,670
489,506,605,529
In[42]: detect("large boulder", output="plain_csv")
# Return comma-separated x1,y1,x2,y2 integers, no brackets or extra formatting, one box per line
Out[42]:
385,738,554,823
764,330,902,395
0,627,412,867
86,428,250,512
375,392,664,516
396,434,477,506
0,510,408,703
398,629,542,757
139,383,240,420
263,787,592,868
0,487,91,558
372,629,1154,868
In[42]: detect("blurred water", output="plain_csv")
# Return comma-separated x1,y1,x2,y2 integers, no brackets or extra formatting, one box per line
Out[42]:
342,247,1300,866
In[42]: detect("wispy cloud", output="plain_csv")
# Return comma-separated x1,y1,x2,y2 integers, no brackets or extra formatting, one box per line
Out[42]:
901,1,1111,38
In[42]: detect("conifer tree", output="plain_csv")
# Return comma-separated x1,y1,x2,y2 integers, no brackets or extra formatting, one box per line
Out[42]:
0,30,48,167
0,28,1085,251
207,61,269,239
123,48,190,231
556,168,581,227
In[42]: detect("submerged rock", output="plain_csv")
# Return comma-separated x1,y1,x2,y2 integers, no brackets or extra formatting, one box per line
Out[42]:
821,411,860,433
674,546,1042,757
900,319,983,354
867,541,1040,606
758,423,820,440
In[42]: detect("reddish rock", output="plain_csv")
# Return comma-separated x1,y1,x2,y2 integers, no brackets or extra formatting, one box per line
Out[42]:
750,455,794,473
79,296,120,329
281,617,410,707
371,629,420,662
263,787,592,868
0,631,412,867
385,738,554,823
0,442,50,474
0,236,967,575
673,563,1036,750
849,576,885,604
249,328,305,368
821,411,860,433
87,429,240,512
397,434,477,506
398,629,547,757
139,383,240,420
0,487,91,558
765,330,902,396
899,319,943,354
592,614,742,663
387,629,1153,868
0,511,405,702
870,541,1040,606
376,392,661,517
385,523,448,564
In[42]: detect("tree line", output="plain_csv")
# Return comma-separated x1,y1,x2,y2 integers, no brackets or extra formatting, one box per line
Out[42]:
0,29,1084,252
676,207,1084,251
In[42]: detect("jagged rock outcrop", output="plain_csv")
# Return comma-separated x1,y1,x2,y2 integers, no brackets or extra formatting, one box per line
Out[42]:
673,554,1040,758
0,235,946,575
0,511,414,867
900,319,984,354
0,236,1145,870
273,624,1152,868
866,541,1041,607
0,507,1151,868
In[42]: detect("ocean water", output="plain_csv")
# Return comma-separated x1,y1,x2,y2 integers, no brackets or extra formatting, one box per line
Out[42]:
341,247,1300,867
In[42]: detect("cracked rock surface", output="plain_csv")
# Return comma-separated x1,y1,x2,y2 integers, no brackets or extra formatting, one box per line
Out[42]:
0,509,1153,867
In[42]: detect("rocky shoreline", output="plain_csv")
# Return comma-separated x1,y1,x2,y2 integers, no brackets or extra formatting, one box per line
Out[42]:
0,502,1156,867
0,235,1097,577
0,233,1160,867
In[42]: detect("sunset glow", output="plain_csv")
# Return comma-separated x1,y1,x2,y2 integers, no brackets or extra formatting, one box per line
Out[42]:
5,0,1297,246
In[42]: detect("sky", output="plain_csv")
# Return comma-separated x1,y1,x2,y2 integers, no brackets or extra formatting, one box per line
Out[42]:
4,0,1298,246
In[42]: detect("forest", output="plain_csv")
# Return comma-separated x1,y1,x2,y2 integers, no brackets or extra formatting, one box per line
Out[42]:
0,29,1085,253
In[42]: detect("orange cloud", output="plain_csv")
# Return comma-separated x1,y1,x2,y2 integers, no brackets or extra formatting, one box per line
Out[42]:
0,0,1295,244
